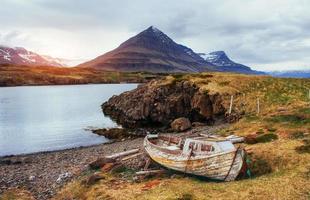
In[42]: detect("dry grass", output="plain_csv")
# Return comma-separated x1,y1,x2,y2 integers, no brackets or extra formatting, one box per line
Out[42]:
2,72,310,200
0,189,35,200
52,73,310,200
51,133,310,200
170,72,310,115
0,64,162,86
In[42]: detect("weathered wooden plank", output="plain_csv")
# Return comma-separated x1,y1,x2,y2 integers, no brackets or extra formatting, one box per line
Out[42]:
136,169,165,175
121,152,144,161
106,149,140,159
144,157,151,170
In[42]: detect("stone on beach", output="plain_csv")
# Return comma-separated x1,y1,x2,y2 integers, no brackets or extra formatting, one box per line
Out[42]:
89,157,116,170
170,117,192,132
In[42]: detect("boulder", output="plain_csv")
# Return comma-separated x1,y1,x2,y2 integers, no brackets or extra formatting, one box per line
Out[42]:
56,172,72,184
171,117,191,132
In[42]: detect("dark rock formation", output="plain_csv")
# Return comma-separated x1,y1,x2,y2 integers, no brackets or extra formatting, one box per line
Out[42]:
92,128,129,140
102,79,226,128
92,128,149,140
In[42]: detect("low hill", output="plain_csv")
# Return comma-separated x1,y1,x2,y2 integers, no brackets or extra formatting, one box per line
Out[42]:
0,64,163,87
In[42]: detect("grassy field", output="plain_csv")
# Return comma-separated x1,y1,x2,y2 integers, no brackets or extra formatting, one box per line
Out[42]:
0,64,162,86
1,72,309,200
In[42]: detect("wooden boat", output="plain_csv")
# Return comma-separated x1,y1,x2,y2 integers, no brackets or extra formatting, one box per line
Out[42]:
144,135,246,181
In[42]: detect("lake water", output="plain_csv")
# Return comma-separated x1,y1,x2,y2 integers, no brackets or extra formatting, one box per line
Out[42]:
0,84,137,156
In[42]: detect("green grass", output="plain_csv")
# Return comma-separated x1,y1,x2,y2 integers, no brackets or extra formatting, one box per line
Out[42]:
244,114,260,122
299,107,310,114
5,72,310,200
267,114,310,127
290,131,306,139
256,133,278,143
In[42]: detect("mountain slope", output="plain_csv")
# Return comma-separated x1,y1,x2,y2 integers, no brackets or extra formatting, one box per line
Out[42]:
78,26,216,73
199,51,264,74
0,46,64,67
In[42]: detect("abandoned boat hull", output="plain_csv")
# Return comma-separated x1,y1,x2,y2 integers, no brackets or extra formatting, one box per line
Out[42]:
144,137,245,181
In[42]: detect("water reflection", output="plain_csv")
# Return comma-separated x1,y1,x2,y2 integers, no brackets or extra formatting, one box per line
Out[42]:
0,84,137,156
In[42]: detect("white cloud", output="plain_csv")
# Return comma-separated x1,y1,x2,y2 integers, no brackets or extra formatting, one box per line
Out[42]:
0,0,309,70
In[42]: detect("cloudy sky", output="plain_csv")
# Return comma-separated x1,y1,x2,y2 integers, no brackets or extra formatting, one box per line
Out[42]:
1,0,310,71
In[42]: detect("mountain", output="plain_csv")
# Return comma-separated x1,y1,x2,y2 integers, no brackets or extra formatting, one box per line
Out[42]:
199,51,264,74
0,45,65,67
78,26,262,74
267,70,310,78
78,26,217,73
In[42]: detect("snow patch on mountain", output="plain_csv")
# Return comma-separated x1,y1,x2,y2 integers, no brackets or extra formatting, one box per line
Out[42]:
0,48,11,61
200,51,234,66
0,45,64,66
18,53,36,63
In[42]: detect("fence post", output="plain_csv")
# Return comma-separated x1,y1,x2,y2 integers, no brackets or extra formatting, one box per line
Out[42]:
229,95,233,114
257,98,260,115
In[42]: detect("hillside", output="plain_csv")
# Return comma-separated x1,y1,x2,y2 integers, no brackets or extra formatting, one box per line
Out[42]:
1,73,309,199
0,64,162,87
47,73,310,200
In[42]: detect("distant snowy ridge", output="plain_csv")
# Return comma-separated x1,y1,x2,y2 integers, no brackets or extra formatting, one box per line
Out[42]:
0,45,65,67
200,51,240,67
267,70,310,78
199,51,264,74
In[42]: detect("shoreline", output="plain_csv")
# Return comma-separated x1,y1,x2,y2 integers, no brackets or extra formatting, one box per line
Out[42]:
0,124,228,199
0,138,144,199
0,140,114,159
0,82,141,88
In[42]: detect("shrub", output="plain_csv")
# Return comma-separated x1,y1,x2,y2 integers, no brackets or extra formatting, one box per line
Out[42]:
256,133,278,143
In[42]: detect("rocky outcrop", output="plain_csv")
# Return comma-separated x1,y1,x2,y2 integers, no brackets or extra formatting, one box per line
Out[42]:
171,117,191,132
102,79,226,128
92,128,147,140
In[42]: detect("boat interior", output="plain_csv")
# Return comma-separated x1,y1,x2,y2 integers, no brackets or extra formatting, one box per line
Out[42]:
148,135,236,156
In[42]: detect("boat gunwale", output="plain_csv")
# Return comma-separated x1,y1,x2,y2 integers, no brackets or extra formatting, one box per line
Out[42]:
144,136,238,161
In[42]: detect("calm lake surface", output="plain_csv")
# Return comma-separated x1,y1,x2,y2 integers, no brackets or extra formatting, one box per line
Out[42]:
0,84,137,156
